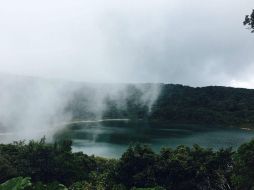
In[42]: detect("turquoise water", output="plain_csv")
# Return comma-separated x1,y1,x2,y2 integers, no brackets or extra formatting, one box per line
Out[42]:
55,120,254,158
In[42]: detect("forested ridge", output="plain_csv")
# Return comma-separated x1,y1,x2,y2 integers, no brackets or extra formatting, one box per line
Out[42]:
1,138,254,190
150,85,254,125
2,73,254,126
69,84,254,126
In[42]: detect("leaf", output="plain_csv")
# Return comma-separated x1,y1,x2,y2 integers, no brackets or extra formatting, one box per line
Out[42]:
0,177,32,190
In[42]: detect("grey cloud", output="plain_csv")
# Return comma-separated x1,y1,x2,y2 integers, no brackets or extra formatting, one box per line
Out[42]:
0,0,254,86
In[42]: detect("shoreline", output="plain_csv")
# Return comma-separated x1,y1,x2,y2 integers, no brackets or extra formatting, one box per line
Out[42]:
241,127,253,131
65,118,130,125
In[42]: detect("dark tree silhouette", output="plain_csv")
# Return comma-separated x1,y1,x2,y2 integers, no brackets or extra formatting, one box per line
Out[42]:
244,10,254,33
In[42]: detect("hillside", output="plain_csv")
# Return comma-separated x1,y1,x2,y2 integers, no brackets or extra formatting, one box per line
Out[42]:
1,74,254,126
100,84,254,125
151,85,254,125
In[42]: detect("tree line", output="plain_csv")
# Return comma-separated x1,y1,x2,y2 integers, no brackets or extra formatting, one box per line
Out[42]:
1,138,254,190
100,85,254,126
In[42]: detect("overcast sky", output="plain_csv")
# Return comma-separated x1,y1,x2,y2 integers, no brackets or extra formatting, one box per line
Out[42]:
0,0,254,87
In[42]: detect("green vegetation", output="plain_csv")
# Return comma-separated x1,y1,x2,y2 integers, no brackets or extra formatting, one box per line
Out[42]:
244,9,254,33
1,138,254,189
103,85,254,125
0,177,32,190
64,84,254,126
150,85,254,125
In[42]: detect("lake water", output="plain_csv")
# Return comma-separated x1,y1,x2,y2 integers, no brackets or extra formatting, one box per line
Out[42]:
55,120,254,158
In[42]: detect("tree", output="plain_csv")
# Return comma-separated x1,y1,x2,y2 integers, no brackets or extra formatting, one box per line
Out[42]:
243,10,254,32
116,144,158,188
232,139,254,190
0,156,17,183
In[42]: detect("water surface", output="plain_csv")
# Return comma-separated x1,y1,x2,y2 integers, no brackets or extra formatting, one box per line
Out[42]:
55,120,254,158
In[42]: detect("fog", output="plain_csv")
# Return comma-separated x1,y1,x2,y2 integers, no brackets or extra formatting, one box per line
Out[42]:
0,75,161,142
0,0,254,86
0,0,253,141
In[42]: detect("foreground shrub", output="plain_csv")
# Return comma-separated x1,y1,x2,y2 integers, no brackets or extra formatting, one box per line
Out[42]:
232,140,254,190
0,177,31,190
2,138,254,189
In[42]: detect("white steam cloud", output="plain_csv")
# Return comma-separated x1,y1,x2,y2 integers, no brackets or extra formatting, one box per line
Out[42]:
0,75,73,142
0,74,161,143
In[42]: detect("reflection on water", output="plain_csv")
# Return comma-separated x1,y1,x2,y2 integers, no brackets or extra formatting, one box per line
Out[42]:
54,120,254,158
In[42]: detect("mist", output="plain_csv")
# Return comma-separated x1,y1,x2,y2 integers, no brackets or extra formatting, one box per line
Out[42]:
0,0,254,141
0,74,161,143
0,0,253,86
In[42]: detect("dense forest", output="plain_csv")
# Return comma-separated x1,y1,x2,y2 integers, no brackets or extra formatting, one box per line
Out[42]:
151,85,254,125
1,138,254,190
68,84,254,126
2,74,254,127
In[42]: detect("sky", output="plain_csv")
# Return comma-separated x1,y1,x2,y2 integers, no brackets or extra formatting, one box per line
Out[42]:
0,0,254,88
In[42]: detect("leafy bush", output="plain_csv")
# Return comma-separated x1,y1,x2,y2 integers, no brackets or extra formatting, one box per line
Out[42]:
0,177,31,190
2,138,254,189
